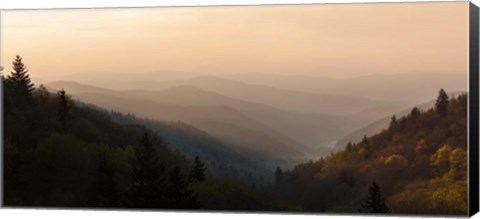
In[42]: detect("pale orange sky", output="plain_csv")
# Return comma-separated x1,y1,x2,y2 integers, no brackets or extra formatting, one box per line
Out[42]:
0,2,469,79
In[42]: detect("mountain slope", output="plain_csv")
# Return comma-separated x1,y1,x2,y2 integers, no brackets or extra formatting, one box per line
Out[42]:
107,110,274,185
59,90,311,165
156,76,402,117
274,93,467,214
46,76,402,119
46,81,358,158
334,92,466,150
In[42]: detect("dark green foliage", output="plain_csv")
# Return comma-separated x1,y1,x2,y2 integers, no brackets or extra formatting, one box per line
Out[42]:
3,56,467,214
189,156,206,182
87,146,120,208
6,55,34,105
435,89,449,116
3,57,283,210
109,112,273,186
57,89,74,130
125,131,167,208
166,167,201,209
359,182,390,213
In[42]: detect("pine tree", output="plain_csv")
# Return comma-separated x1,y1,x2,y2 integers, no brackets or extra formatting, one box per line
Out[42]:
346,142,354,152
57,89,74,129
274,166,283,184
6,55,35,102
87,151,120,207
389,115,397,128
189,156,206,182
166,167,201,209
410,107,421,117
36,84,50,103
359,181,390,213
361,135,369,145
125,131,167,208
435,88,449,116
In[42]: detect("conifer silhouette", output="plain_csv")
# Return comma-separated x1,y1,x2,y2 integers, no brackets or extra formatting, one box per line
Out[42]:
57,89,73,129
359,181,390,213
125,131,167,208
6,55,35,106
189,156,206,182
435,88,449,116
167,167,200,209
88,151,120,207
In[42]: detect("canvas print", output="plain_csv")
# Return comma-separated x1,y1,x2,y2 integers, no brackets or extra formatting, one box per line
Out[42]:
0,1,474,216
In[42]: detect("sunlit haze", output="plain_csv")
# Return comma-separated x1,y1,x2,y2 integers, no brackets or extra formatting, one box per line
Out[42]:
0,2,469,80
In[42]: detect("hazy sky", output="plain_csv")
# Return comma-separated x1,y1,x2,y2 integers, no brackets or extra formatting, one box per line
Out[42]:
0,2,469,79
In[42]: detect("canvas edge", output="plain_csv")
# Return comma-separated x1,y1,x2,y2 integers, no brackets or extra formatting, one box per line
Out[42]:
0,2,476,217
0,9,4,209
469,1,479,217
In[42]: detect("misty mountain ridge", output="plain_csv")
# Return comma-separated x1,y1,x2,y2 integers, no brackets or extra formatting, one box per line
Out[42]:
44,85,319,165
43,74,464,164
45,81,362,154
223,72,467,104
39,71,466,106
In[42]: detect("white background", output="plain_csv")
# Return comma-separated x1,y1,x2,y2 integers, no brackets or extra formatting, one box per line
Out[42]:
0,0,478,219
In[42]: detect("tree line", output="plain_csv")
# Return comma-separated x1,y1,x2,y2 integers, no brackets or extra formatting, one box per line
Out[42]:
272,88,467,215
3,55,204,208
2,55,295,211
2,55,468,215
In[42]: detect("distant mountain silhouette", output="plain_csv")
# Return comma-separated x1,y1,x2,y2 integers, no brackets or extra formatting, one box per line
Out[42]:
224,72,467,105
46,81,362,159
44,75,403,121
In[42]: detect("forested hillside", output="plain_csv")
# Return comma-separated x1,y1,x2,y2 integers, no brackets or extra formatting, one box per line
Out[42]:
2,56,290,210
107,110,274,185
2,56,469,215
273,89,468,215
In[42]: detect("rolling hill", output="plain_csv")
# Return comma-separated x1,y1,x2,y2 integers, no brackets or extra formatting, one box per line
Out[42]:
224,73,467,105
46,81,360,159
45,76,403,122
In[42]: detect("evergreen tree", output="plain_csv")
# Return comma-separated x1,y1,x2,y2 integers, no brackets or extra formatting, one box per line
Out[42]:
57,89,74,129
35,84,50,103
435,89,449,116
359,181,390,213
361,135,369,145
346,142,354,152
189,156,206,182
125,131,167,208
87,151,120,207
389,115,397,128
274,166,283,184
6,55,35,102
410,107,421,117
166,167,200,209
